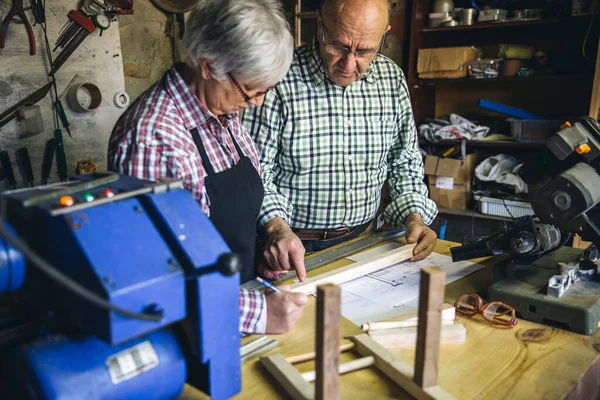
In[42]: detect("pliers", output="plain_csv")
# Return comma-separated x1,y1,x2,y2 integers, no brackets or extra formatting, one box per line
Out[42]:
0,0,36,55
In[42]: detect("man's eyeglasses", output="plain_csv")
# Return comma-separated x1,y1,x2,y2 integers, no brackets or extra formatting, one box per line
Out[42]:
226,72,277,102
454,293,517,327
319,19,385,61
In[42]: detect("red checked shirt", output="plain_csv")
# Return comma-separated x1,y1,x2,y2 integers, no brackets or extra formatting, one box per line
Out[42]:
108,64,267,335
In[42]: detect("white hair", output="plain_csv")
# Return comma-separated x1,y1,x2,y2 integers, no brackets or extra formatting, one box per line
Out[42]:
183,0,294,88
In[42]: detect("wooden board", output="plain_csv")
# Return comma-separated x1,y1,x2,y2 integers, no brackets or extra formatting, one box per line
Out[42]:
316,284,341,400
290,243,416,294
179,238,600,400
414,267,446,388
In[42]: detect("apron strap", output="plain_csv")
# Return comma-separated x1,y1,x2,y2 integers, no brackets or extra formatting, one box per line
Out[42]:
190,125,245,177
190,127,216,175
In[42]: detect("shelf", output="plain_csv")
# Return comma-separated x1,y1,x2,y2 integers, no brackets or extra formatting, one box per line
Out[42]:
421,15,592,33
418,73,593,85
296,11,316,19
418,139,546,149
437,207,512,221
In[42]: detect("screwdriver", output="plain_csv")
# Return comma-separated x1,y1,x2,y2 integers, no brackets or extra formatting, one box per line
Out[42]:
55,129,68,182
55,100,71,138
16,147,34,187
41,138,55,185
0,151,17,189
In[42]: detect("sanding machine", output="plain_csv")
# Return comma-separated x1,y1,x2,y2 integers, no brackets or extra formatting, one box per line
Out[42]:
0,173,242,399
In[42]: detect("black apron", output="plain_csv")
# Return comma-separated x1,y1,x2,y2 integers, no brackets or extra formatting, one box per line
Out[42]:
190,127,264,283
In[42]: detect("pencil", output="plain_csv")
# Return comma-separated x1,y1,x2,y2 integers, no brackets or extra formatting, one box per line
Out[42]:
256,277,283,293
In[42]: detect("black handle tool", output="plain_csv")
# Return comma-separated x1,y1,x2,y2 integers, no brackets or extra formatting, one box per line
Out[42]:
41,139,55,185
0,151,17,190
16,147,34,187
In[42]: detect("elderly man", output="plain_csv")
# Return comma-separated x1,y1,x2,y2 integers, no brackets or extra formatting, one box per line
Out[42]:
108,0,307,335
243,0,438,281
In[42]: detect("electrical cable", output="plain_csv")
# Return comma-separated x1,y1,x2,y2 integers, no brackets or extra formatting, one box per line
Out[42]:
582,13,597,61
0,219,163,322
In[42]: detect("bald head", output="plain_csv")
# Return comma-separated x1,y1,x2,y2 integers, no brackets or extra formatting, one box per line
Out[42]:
317,0,390,87
321,0,389,33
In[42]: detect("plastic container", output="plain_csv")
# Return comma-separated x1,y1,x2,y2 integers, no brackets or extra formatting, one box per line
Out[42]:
468,58,503,79
476,196,534,218
508,118,564,142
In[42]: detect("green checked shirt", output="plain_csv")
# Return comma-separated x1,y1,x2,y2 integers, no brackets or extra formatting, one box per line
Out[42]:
243,39,437,230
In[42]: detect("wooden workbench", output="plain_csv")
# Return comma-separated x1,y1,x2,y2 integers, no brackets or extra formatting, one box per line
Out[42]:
180,237,600,400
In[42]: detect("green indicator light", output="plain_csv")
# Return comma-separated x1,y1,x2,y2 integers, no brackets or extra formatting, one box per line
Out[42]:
83,193,95,202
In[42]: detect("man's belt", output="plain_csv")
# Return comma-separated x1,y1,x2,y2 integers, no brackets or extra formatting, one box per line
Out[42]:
293,221,371,241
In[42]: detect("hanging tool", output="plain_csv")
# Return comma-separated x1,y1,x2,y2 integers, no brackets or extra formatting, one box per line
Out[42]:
41,139,55,185
29,0,46,24
0,0,36,55
54,129,68,182
50,10,95,76
0,151,17,190
0,82,52,130
55,100,71,138
16,148,34,187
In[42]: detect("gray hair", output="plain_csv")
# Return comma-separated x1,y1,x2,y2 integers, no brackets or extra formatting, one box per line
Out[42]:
183,0,294,88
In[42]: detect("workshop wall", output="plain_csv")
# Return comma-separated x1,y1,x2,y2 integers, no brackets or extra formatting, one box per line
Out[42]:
0,1,125,187
118,1,173,100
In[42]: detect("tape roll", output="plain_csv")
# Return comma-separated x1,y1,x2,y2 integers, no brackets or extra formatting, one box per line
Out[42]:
67,83,102,113
113,91,130,108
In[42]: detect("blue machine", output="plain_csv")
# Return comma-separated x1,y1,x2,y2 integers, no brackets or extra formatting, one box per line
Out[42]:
0,173,242,400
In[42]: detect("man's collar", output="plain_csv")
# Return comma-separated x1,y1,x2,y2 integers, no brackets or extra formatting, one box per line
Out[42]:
306,38,379,87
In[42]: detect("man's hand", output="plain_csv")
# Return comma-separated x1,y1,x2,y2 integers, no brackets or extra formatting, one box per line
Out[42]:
404,213,437,261
261,217,307,281
265,285,308,334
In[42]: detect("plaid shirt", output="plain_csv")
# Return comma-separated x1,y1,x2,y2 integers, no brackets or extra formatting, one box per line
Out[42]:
243,39,438,229
108,64,266,335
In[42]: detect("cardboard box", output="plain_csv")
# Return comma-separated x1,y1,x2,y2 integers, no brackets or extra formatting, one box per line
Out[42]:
424,154,479,209
417,47,480,79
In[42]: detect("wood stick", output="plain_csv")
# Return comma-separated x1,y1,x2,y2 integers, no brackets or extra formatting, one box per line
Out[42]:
316,284,341,400
414,267,446,389
260,354,314,400
290,243,416,294
301,356,376,383
350,333,454,400
368,323,466,349
361,304,455,332
286,342,355,365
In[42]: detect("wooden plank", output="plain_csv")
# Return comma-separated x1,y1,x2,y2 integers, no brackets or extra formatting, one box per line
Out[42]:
350,333,455,400
369,323,466,349
290,244,416,294
302,356,376,383
589,41,600,119
316,284,341,400
260,355,314,400
414,267,446,388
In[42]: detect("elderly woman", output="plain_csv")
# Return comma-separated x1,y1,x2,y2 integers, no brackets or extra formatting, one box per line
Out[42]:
107,0,307,335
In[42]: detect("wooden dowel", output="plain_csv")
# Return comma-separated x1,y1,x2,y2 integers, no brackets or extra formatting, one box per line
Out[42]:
301,356,376,383
286,342,355,365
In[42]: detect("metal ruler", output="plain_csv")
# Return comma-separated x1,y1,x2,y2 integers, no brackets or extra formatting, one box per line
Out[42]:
242,228,405,291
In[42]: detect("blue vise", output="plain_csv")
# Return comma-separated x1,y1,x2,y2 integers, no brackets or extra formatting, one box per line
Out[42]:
0,173,241,400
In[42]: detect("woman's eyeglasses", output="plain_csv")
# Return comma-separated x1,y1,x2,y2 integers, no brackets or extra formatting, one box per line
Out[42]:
454,293,517,327
226,73,277,102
